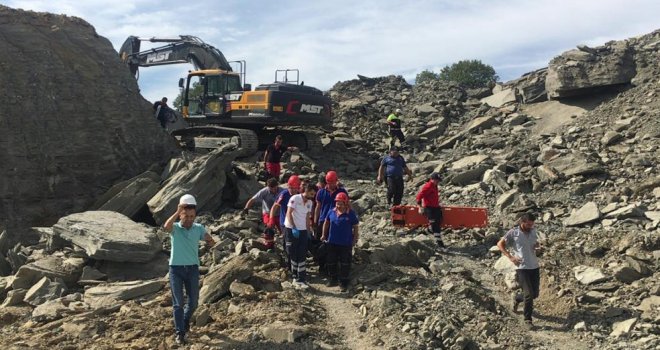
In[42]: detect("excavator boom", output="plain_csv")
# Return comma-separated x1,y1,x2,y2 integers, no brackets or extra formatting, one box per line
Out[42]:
119,35,233,77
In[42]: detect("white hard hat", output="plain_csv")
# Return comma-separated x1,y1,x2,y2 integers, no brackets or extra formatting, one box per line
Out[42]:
395,108,401,113
179,194,197,206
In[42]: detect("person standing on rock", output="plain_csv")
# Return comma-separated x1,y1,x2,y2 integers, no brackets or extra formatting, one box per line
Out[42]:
415,172,445,248
322,192,359,293
284,183,317,289
497,212,541,330
153,97,170,129
314,171,348,274
270,175,301,262
263,135,298,179
386,108,405,148
163,194,216,345
377,146,412,206
242,178,282,250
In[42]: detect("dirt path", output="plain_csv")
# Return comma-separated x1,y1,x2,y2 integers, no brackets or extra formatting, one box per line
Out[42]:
308,278,379,350
447,252,593,350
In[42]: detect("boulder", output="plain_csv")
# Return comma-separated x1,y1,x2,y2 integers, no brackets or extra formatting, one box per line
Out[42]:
78,266,107,285
546,152,605,177
564,202,601,227
604,204,645,220
451,155,490,170
413,103,438,117
148,145,241,225
0,7,176,232
503,68,548,103
480,88,517,108
466,116,498,133
11,256,83,289
92,171,161,219
261,321,307,343
636,296,660,318
573,265,608,285
0,289,27,308
199,255,256,304
52,211,161,263
601,131,624,146
369,238,435,267
229,281,256,297
546,43,636,98
612,266,644,284
84,279,165,302
610,318,637,337
24,277,66,306
450,165,490,186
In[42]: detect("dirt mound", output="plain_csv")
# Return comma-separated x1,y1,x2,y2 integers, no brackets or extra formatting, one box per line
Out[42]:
0,6,176,233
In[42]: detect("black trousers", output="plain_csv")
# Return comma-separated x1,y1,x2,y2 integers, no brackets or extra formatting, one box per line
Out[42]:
326,243,352,283
386,176,404,206
516,268,540,321
389,129,405,146
424,207,443,238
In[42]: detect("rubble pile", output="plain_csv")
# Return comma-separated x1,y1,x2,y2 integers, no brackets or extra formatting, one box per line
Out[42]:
0,6,658,349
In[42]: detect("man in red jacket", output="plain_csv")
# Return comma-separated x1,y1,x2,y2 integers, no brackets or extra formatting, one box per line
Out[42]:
416,172,445,248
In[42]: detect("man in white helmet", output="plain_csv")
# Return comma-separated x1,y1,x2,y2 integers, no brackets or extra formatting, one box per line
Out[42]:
385,108,405,148
163,194,216,345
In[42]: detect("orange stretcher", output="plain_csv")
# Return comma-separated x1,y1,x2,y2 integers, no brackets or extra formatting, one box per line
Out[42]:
391,205,488,229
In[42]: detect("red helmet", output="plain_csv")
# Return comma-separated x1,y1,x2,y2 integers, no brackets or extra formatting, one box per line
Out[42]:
335,192,349,202
325,171,338,184
287,175,300,188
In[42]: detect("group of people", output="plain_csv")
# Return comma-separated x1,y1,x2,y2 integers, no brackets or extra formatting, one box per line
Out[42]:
244,169,358,292
163,123,543,344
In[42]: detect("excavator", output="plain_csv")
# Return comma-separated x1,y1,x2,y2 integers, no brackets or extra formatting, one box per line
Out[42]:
118,35,332,156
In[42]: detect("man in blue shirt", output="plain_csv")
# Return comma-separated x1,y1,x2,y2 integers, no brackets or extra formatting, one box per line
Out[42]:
163,194,216,345
322,192,359,292
377,147,412,206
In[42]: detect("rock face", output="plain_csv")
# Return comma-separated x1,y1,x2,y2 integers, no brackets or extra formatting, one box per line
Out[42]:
52,211,161,263
546,42,636,98
0,6,176,233
92,171,162,219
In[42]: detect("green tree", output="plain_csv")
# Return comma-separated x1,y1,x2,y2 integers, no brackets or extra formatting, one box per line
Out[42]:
438,60,499,88
173,81,204,111
415,69,439,84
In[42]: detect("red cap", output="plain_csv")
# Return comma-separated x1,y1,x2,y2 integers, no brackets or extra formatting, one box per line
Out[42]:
287,175,300,188
335,192,349,202
325,171,338,184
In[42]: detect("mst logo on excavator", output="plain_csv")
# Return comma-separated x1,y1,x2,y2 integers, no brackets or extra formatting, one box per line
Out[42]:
146,50,172,64
286,100,326,115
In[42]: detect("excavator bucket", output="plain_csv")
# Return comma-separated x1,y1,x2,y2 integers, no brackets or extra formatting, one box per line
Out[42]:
391,205,488,229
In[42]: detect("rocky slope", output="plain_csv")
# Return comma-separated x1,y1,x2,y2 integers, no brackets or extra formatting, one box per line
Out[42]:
0,6,177,235
0,13,657,350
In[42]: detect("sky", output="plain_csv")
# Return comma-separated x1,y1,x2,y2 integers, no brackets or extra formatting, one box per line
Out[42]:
3,0,659,103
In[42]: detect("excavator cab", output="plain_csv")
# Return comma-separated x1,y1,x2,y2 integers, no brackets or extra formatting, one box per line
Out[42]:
181,70,243,119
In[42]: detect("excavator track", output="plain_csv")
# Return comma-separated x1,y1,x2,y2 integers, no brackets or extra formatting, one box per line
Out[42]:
171,126,258,157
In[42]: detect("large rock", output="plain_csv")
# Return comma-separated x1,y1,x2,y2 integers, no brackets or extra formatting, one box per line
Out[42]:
84,279,165,302
11,256,83,289
23,277,66,306
52,211,161,263
564,202,601,227
466,116,498,133
546,43,636,98
0,7,176,233
261,321,307,343
503,68,547,103
369,238,435,267
480,88,517,108
610,318,637,337
92,171,162,219
573,265,608,285
546,152,605,177
199,255,256,304
148,145,241,225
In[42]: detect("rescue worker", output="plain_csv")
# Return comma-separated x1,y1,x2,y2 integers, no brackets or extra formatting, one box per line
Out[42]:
270,175,301,265
386,108,405,148
415,172,445,248
377,146,412,206
284,183,317,289
242,178,282,250
263,135,297,179
163,194,216,345
153,97,170,129
497,212,542,330
322,192,359,293
314,171,348,274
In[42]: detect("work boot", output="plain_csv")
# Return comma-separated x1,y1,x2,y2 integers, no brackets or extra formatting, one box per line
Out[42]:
436,239,446,248
339,281,349,293
175,333,186,345
524,320,535,331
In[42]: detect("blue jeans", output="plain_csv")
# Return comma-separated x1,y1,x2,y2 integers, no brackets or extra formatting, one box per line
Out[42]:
169,265,200,335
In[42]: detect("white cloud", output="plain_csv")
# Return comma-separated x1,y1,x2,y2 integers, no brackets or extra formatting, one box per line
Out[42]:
4,0,659,102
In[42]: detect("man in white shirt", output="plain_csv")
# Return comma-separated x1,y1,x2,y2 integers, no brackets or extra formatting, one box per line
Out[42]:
284,183,317,289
